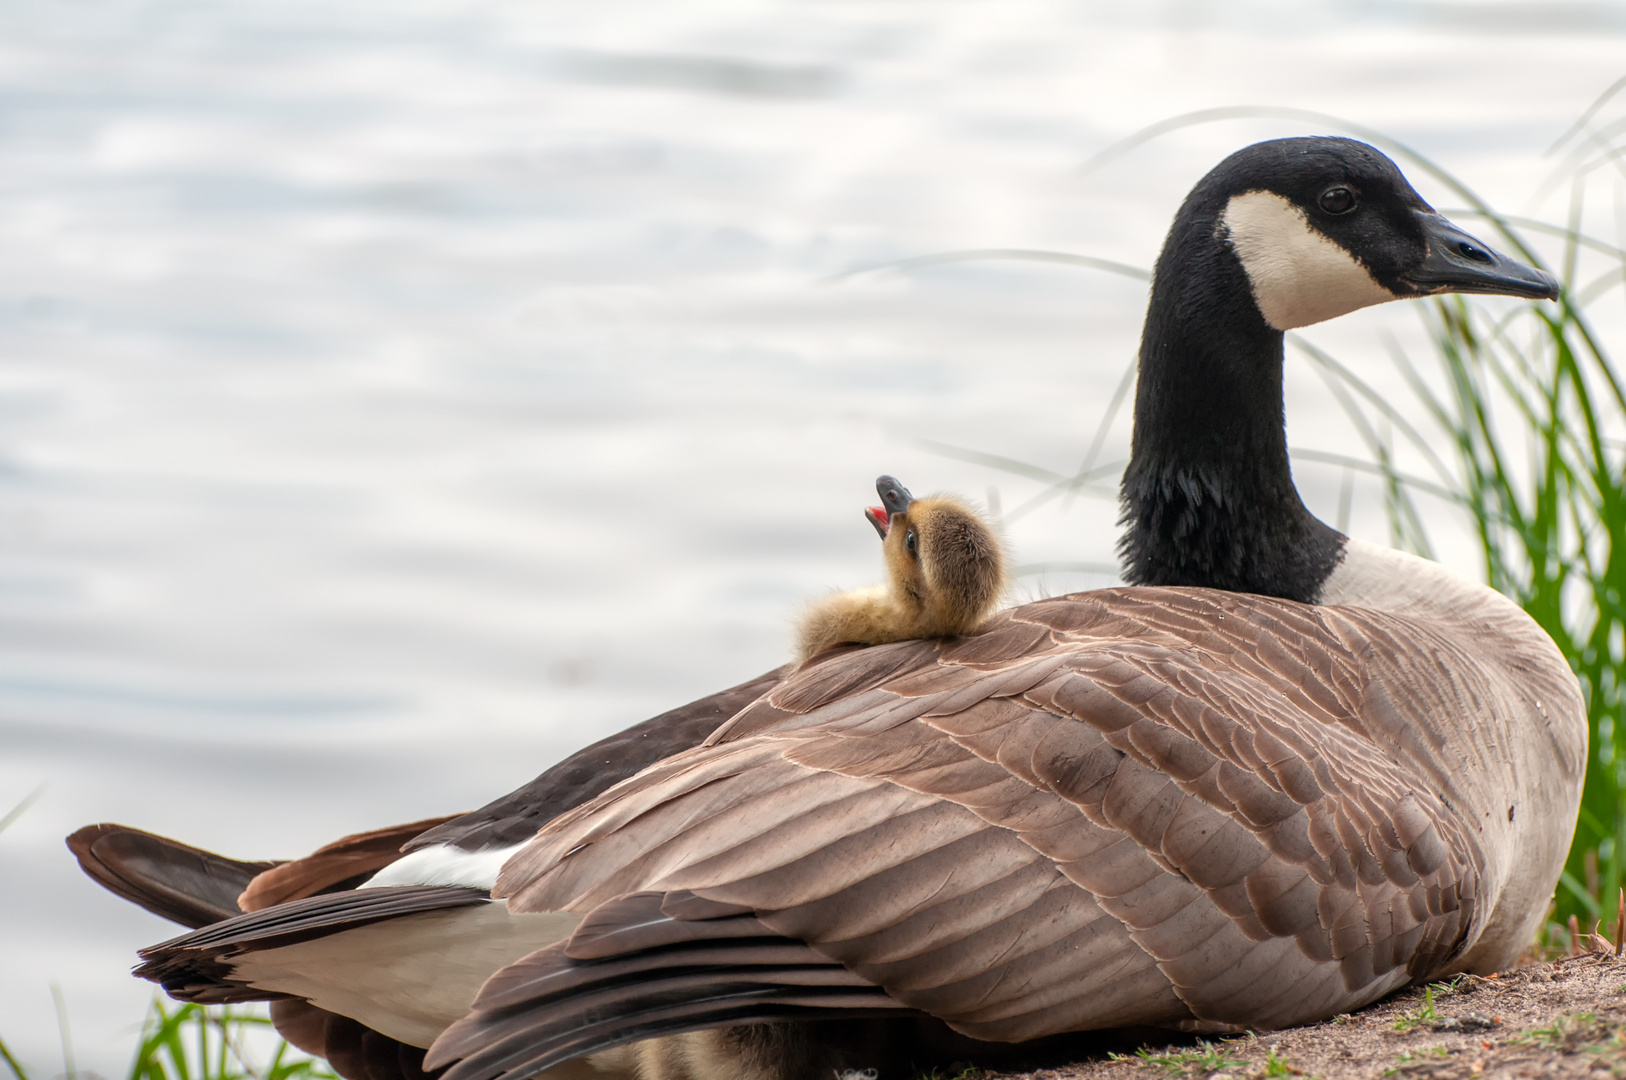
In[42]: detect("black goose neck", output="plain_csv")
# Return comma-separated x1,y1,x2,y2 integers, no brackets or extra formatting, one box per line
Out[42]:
1117,197,1344,604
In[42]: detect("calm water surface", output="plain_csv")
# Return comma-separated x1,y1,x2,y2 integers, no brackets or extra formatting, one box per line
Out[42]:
2,0,1624,1069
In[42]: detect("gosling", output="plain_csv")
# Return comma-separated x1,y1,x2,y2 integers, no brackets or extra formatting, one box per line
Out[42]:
796,475,1008,662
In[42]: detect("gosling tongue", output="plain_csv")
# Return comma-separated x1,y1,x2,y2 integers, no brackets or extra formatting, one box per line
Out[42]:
865,506,890,539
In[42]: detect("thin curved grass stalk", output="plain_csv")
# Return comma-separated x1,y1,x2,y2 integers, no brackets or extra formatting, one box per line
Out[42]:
1012,560,1121,578
924,355,1138,525
0,1035,27,1080
913,438,1071,487
1000,460,1122,523
913,437,1124,521
50,987,73,1080
1286,448,1461,508
1061,357,1138,515
0,787,44,835
821,248,1150,286
1545,75,1626,157
1291,336,1457,488
1079,105,1532,253
1439,210,1626,264
1535,114,1626,213
1291,343,1440,557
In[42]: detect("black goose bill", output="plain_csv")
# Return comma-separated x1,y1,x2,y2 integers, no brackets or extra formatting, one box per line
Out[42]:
865,475,914,540
1400,213,1558,298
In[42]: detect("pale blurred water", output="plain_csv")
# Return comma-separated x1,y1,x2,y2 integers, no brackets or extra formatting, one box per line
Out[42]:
2,0,1624,1071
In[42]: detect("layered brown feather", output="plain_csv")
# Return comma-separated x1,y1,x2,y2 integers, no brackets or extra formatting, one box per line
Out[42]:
66,824,279,929
424,585,1580,1080
136,886,490,1004
240,817,463,912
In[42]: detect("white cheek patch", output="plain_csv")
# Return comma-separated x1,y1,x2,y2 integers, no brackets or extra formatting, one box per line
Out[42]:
1221,190,1399,330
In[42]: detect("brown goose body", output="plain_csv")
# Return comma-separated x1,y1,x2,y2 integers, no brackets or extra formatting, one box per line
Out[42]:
121,550,1583,1079
75,137,1585,1080
413,561,1580,1070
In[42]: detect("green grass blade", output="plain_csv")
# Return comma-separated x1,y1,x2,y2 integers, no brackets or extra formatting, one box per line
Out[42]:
0,1033,29,1080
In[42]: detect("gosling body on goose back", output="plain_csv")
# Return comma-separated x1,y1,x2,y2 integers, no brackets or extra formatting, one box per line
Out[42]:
796,476,1007,662
86,137,1584,1080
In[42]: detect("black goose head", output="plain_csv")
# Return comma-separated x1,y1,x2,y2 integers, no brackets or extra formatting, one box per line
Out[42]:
1121,136,1556,602
1210,138,1555,329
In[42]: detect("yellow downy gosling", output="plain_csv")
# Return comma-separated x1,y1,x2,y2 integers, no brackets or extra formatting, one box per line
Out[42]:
796,475,1008,662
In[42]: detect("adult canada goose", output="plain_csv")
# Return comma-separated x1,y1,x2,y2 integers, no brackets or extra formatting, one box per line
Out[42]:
73,137,1584,1080
796,476,1008,662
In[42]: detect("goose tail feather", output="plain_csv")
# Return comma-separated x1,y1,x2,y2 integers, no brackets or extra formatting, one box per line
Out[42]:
426,891,907,1080
134,885,491,1003
65,823,278,929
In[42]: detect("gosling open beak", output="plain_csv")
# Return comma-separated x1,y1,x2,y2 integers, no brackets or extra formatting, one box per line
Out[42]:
866,475,914,541
1401,213,1559,300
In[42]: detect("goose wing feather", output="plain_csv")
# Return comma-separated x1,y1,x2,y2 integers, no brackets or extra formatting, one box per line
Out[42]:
434,586,1556,1072
270,999,440,1080
425,892,904,1079
65,824,280,929
135,886,490,1004
239,817,464,912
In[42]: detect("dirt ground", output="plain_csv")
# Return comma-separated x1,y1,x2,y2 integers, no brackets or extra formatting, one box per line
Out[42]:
988,952,1626,1080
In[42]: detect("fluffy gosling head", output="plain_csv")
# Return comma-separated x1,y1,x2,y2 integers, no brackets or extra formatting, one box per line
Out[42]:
865,475,1007,636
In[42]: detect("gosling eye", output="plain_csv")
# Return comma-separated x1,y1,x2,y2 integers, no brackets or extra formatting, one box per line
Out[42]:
1318,186,1356,215
905,529,918,558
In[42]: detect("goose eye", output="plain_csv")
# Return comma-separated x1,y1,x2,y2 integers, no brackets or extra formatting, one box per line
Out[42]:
1318,186,1356,215
905,530,918,557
